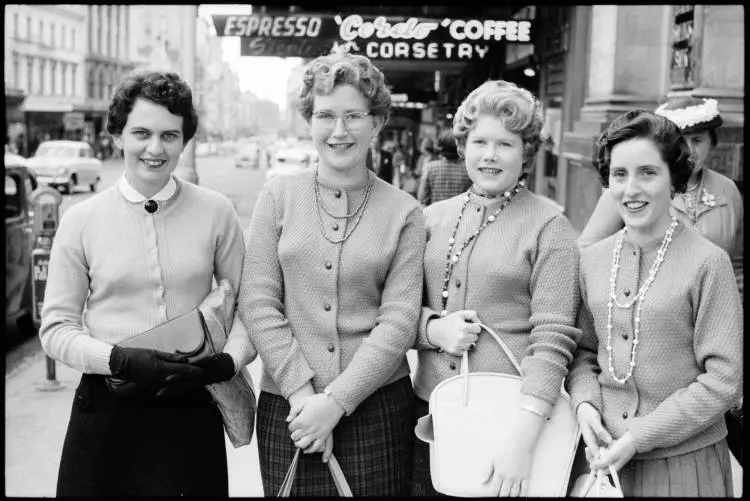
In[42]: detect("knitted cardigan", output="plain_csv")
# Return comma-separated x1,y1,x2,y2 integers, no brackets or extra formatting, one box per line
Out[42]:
567,222,743,459
39,177,253,374
238,169,426,415
412,189,582,406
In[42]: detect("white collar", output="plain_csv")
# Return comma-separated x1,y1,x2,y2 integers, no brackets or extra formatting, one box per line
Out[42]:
118,174,177,203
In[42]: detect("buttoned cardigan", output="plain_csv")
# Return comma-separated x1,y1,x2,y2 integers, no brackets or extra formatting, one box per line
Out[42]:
39,177,253,374
412,189,582,406
567,223,743,459
238,169,426,415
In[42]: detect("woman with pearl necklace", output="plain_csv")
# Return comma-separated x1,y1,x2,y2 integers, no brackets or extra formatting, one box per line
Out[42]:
566,110,742,497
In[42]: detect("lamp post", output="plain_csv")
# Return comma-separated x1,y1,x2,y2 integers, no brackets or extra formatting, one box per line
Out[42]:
174,4,199,184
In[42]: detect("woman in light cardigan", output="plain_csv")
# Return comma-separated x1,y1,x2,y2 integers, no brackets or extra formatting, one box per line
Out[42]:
411,80,581,497
39,70,254,496
567,110,742,496
238,52,425,496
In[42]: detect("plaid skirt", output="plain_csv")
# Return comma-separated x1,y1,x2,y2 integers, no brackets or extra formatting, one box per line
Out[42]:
257,376,415,496
56,374,228,496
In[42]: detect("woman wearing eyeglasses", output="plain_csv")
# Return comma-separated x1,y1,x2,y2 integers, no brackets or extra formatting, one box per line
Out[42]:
237,52,426,496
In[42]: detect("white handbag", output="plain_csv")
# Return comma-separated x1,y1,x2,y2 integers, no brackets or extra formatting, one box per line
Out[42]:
569,465,624,498
415,323,580,497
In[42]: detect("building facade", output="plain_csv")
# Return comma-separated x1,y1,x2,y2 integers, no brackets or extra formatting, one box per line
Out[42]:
5,4,88,156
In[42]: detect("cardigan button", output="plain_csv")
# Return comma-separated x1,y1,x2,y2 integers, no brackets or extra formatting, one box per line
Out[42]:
332,223,339,231
335,190,342,198
325,261,332,269
324,304,331,311
327,344,335,353
622,332,628,340
622,411,629,419
449,362,456,370
476,207,481,213
455,279,461,288
623,288,630,297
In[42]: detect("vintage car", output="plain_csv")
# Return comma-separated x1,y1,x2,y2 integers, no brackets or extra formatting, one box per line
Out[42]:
5,153,39,339
265,148,313,182
234,141,262,169
26,140,102,194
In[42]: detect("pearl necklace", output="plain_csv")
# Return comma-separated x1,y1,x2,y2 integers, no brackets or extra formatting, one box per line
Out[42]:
606,217,679,384
439,181,525,317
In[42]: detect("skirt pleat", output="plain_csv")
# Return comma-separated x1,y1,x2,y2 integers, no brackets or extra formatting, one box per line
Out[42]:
257,376,415,497
618,439,733,497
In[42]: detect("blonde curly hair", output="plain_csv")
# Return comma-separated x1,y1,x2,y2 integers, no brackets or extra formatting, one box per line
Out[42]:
295,52,391,125
453,80,545,170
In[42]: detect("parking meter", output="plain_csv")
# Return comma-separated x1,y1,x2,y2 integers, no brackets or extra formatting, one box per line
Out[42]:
29,187,63,327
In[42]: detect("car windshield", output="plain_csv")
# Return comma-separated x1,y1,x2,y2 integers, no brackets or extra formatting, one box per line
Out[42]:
35,145,78,158
275,151,308,163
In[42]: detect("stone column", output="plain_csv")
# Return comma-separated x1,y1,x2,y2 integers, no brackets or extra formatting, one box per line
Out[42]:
683,5,744,183
561,5,672,232
174,5,199,185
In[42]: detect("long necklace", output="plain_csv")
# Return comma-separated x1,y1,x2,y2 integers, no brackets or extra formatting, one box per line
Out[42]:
680,172,703,225
606,217,679,384
439,181,525,317
313,168,373,244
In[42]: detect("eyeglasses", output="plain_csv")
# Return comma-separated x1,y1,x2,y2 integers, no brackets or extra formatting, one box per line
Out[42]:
312,111,372,131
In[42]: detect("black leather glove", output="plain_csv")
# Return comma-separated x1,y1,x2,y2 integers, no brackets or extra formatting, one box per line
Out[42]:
155,353,236,399
109,346,204,388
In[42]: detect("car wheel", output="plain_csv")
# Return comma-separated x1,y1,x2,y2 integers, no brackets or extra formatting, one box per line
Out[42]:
90,177,100,192
64,178,74,194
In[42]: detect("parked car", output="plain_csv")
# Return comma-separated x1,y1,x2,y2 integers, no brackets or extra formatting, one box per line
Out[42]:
265,148,312,182
5,153,39,340
234,141,261,169
25,140,102,194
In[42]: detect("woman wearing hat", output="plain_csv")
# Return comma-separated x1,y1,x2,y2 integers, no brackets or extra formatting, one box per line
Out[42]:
577,96,743,465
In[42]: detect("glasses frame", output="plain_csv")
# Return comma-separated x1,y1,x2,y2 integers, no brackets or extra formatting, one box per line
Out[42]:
311,111,373,131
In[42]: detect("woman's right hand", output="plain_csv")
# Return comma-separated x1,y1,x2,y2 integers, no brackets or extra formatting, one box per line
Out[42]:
576,402,613,458
108,346,203,387
426,310,482,356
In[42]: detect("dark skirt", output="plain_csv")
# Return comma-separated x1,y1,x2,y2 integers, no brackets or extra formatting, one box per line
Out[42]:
57,373,228,497
412,396,447,497
257,376,415,496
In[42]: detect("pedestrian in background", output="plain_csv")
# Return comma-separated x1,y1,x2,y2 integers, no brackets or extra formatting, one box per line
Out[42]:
411,80,581,497
567,110,742,496
372,138,395,185
39,70,254,496
238,52,425,496
417,128,472,206
576,96,744,464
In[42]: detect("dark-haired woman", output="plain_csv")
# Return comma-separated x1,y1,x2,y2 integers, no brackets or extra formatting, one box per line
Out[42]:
417,128,472,206
567,110,742,497
39,70,254,496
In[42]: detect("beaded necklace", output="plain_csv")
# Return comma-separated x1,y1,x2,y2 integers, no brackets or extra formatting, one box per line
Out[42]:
606,216,679,384
439,181,525,317
313,168,373,244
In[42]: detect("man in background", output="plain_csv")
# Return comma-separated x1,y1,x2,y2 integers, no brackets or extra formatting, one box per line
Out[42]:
417,129,472,206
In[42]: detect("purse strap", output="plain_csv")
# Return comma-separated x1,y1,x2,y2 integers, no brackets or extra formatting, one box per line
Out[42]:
460,323,524,376
277,448,353,497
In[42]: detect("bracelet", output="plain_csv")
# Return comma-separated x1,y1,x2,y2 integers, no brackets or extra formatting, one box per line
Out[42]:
425,318,444,353
522,405,550,421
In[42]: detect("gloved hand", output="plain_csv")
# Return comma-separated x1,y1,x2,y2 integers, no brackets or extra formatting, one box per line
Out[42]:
109,346,203,388
155,353,236,399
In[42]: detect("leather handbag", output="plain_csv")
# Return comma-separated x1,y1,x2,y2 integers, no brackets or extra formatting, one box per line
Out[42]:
106,279,257,448
569,465,624,498
414,323,580,497
277,448,353,497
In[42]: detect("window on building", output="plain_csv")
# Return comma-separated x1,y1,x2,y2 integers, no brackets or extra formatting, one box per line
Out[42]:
106,6,111,56
39,20,44,44
88,6,93,52
72,64,77,97
71,28,76,51
61,62,67,96
14,13,19,38
13,52,20,89
26,17,31,41
62,25,67,49
99,70,105,99
26,57,33,95
88,68,95,99
51,23,55,46
39,59,46,95
50,60,57,96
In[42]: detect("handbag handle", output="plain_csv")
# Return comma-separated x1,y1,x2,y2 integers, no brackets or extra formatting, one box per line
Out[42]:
277,448,353,497
596,465,622,497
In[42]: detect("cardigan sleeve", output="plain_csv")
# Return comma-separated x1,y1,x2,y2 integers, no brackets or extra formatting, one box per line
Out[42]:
727,181,744,301
577,189,625,249
326,206,426,414
238,185,315,399
565,262,604,415
212,197,255,371
520,214,582,406
626,250,743,454
39,205,115,374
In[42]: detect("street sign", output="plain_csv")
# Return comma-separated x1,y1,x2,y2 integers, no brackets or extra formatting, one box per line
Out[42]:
213,13,534,61
63,112,85,131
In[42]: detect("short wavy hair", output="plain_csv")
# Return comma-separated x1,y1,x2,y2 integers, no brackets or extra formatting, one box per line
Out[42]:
296,52,391,125
106,70,198,144
594,110,693,193
452,80,545,170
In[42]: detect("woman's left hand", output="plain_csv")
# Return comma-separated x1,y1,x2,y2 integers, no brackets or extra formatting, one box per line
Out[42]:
488,438,534,497
589,431,636,472
287,393,345,449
